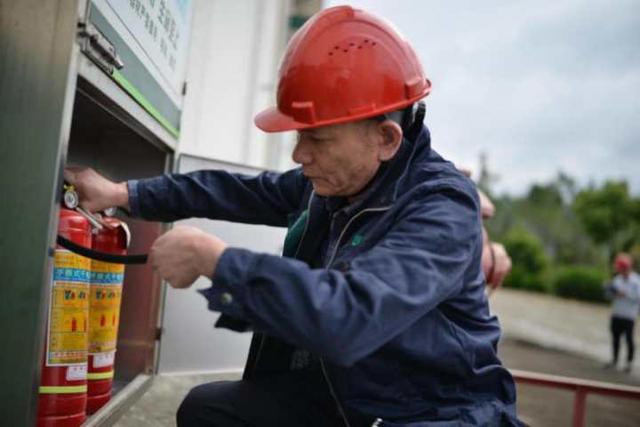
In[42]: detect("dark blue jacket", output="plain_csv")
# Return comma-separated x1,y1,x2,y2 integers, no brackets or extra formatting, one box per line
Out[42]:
129,126,519,426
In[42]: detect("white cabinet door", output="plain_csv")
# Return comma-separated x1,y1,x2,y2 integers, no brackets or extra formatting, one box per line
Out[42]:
158,154,287,374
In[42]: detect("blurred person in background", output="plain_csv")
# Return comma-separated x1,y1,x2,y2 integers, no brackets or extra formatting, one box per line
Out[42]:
604,253,640,372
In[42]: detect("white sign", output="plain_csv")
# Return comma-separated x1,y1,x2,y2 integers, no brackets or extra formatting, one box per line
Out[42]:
93,0,192,102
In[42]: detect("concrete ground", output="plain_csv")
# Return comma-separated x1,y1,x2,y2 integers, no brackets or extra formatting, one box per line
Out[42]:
114,289,640,426
490,289,640,426
500,339,640,426
114,372,241,427
490,288,640,374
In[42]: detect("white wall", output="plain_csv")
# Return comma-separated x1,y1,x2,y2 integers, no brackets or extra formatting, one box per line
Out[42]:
158,155,287,374
178,0,291,170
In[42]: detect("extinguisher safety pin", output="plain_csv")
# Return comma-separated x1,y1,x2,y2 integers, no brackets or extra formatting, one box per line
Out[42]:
76,206,104,231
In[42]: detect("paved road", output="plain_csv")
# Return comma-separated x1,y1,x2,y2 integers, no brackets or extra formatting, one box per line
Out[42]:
491,288,640,426
490,288,640,376
500,338,640,426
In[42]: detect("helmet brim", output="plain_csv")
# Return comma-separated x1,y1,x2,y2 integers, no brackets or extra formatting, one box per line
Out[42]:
254,107,310,133
254,89,430,133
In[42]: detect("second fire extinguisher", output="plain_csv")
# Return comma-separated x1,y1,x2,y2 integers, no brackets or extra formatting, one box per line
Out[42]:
86,216,129,414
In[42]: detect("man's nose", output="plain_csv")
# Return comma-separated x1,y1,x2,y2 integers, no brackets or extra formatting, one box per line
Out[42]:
292,138,313,165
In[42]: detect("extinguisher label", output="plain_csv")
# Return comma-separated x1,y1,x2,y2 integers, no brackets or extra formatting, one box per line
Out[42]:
89,261,125,354
46,250,91,366
93,351,116,368
66,364,88,381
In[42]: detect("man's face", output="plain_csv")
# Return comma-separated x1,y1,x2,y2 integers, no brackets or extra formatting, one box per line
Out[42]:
292,121,382,198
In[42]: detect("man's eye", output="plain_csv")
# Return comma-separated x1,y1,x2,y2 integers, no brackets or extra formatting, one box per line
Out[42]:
312,135,332,143
303,136,323,143
298,132,330,143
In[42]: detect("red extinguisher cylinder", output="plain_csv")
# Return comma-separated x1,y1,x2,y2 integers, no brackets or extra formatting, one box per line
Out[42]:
86,217,128,414
37,208,91,427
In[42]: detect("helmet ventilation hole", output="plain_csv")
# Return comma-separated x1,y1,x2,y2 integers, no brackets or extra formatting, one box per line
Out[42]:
328,39,376,55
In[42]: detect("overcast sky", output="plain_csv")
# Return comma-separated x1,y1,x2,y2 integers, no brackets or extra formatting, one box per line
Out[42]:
325,0,640,196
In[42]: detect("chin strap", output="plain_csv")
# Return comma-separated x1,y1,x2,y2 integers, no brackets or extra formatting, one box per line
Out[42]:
404,101,426,143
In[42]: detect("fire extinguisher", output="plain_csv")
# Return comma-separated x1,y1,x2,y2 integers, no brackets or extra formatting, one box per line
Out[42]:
41,183,147,423
37,206,92,427
86,216,129,414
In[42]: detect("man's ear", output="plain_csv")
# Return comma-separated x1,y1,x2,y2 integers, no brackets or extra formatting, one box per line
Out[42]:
377,120,403,161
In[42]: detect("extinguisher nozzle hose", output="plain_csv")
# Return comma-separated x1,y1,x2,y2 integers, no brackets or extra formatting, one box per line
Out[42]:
56,235,148,264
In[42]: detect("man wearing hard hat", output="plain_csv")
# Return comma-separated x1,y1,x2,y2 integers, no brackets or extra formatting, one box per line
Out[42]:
67,6,520,426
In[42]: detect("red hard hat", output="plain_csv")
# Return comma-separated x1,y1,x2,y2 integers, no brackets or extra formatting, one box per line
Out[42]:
615,253,632,273
254,6,431,132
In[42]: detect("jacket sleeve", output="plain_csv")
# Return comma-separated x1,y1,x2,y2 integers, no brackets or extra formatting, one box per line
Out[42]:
204,184,481,366
127,168,307,226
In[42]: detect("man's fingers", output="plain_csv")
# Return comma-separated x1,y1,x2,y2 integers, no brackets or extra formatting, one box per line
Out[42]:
163,272,190,289
170,278,187,289
63,169,75,183
146,227,220,290
63,166,88,184
148,245,158,269
491,247,511,287
148,242,183,288
484,242,512,290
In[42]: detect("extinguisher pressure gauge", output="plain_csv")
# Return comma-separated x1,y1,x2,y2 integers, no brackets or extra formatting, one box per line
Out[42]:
63,185,79,209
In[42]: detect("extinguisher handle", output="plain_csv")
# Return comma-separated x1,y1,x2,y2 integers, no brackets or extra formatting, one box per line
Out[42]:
56,235,148,264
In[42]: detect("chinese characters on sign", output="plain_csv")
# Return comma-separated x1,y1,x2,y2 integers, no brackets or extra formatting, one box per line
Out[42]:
97,0,192,99
127,0,181,71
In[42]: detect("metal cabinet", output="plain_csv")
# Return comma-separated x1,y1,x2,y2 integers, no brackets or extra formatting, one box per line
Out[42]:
0,0,193,424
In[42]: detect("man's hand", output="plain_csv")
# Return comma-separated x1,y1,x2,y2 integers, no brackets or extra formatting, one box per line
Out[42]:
149,226,228,289
64,166,129,212
482,227,512,292
486,242,512,290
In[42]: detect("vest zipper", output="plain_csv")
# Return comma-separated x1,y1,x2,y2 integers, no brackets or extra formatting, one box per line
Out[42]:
321,205,392,427
293,193,314,259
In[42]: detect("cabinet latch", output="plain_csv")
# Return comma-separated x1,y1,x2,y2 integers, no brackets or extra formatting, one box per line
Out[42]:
78,21,124,74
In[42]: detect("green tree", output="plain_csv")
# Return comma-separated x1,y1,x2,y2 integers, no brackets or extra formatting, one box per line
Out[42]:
488,174,602,266
552,265,606,303
502,226,549,292
527,183,563,207
574,181,638,263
